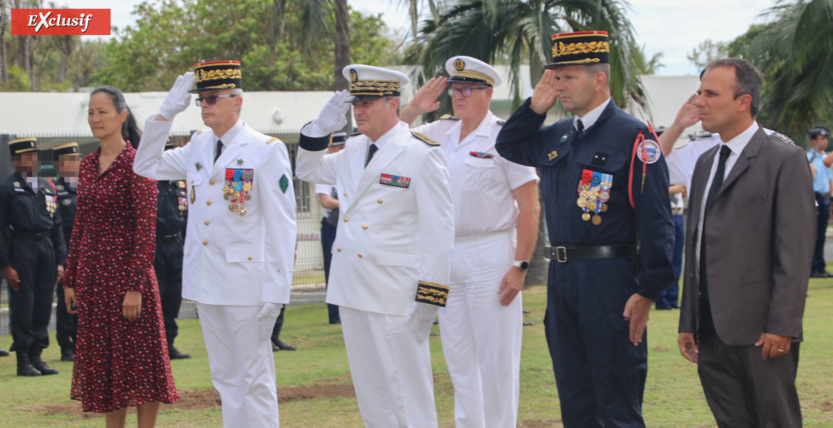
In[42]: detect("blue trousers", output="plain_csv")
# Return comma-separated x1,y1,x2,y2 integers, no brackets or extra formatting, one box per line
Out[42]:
812,193,830,273
321,218,340,324
656,214,683,308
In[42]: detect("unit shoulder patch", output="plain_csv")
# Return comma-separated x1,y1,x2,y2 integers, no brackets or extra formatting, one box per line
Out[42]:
770,131,795,145
411,131,440,146
439,114,460,121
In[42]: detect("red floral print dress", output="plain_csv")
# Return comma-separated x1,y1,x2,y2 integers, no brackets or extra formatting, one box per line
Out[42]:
63,144,179,413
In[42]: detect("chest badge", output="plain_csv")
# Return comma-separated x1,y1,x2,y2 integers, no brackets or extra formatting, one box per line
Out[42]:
469,151,494,159
237,158,244,165
560,134,568,144
224,168,254,216
379,173,411,188
577,169,612,225
195,162,203,172
548,150,559,161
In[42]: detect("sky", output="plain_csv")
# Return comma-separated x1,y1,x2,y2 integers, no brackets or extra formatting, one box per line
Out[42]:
63,0,780,76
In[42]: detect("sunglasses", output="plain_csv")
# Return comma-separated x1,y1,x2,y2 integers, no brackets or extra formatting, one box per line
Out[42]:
195,94,237,107
448,86,488,97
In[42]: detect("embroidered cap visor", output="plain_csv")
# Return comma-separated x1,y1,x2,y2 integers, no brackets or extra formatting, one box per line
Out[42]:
9,137,37,156
545,31,610,69
343,64,409,102
190,60,243,93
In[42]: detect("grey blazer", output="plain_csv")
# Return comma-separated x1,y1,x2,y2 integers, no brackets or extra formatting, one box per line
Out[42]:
679,127,815,345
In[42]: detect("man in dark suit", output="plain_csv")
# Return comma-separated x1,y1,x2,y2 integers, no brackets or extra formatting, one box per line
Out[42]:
678,58,814,427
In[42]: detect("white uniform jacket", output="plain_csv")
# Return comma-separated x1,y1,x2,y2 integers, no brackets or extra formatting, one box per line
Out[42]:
296,122,454,316
134,118,296,305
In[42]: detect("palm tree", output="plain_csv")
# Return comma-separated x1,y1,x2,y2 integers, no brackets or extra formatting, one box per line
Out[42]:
408,0,647,111
727,0,833,141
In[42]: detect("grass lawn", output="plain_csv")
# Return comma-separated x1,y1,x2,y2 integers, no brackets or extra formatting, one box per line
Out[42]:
1,279,833,427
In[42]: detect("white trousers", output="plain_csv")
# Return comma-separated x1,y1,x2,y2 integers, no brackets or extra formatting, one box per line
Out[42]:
197,303,280,428
340,306,438,428
438,231,522,428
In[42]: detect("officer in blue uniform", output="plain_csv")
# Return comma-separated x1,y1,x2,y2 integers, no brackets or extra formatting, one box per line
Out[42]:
496,31,674,427
153,138,191,359
52,142,79,361
0,137,66,376
807,127,832,278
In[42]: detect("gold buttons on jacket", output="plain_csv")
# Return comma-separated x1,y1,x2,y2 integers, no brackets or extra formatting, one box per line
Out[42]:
248,256,253,261
358,253,363,258
377,199,383,204
206,200,212,206
343,216,349,222
362,224,368,230
337,247,342,252
202,240,208,246
204,220,210,226
343,192,347,197
209,179,215,185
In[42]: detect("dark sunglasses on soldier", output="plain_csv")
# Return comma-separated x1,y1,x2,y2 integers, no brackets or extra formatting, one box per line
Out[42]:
195,94,237,107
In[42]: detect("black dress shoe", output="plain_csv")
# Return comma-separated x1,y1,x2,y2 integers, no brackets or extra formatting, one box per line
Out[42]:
17,353,42,377
271,342,281,352
60,348,75,362
523,321,535,326
169,346,191,360
811,270,826,278
274,340,296,351
0,348,9,357
30,352,58,375
523,310,531,314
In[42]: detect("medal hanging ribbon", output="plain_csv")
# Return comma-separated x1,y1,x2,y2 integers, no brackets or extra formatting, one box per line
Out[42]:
224,168,254,216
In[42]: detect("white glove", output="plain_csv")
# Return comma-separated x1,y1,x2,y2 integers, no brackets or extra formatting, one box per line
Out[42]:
158,72,196,120
406,302,439,344
258,302,283,340
314,90,351,134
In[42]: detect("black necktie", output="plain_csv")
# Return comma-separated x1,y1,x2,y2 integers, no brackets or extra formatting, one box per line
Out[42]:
214,139,223,163
700,144,732,312
576,119,584,133
706,145,732,208
365,144,378,167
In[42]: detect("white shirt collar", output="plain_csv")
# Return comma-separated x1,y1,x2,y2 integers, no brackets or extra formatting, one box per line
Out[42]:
575,97,611,131
719,121,759,157
214,119,244,147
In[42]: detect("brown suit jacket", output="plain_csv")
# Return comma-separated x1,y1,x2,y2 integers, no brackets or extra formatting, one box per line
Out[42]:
679,127,814,345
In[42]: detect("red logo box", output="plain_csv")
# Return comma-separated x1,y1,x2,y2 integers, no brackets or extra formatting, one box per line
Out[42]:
11,9,110,36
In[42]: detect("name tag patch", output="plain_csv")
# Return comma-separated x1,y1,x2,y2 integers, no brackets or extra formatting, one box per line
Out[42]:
380,173,411,188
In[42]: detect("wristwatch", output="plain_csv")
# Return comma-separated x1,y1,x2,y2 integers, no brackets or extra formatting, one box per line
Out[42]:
513,260,529,271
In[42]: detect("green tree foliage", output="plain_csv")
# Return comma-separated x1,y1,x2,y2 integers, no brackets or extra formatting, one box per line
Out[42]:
406,0,648,113
727,0,833,142
98,0,397,92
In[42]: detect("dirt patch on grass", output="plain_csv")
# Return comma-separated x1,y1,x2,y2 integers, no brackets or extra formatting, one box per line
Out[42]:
519,419,562,427
28,383,356,417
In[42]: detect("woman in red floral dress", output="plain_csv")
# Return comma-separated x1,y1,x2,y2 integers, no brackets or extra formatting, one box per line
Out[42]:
63,86,179,427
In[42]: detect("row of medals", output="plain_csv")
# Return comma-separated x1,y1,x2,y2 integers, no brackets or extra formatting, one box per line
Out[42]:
577,193,608,225
223,182,251,216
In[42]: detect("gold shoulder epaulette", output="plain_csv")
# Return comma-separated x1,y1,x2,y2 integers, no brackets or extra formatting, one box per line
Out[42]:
770,131,795,145
265,137,279,145
439,114,460,121
195,129,206,135
411,131,440,146
351,132,363,137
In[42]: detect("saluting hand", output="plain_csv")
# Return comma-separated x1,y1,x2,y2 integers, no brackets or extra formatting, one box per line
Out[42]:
405,77,448,116
122,291,142,322
315,90,351,134
674,93,700,131
3,266,21,292
530,69,560,115
158,72,196,121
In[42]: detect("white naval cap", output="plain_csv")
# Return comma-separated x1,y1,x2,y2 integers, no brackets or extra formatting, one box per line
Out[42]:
445,56,502,87
342,64,410,102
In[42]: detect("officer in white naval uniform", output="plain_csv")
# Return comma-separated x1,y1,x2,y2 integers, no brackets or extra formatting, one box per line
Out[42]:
400,56,540,428
133,61,296,428
295,65,454,428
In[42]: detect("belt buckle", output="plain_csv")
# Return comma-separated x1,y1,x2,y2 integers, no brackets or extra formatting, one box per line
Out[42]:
555,246,568,263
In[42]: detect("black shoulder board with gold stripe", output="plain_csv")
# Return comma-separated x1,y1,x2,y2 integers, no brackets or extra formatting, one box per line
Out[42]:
415,281,450,307
439,114,460,121
411,131,440,146
496,119,505,126
770,131,795,145
266,137,278,145
690,132,711,141
350,132,363,137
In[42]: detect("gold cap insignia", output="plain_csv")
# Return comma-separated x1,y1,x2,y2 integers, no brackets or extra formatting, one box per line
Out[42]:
349,69,358,83
453,58,465,71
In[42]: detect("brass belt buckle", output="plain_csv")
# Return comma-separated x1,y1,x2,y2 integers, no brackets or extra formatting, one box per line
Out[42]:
555,246,568,263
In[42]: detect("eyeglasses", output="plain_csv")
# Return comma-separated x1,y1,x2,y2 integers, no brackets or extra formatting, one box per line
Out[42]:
195,94,237,107
448,86,488,97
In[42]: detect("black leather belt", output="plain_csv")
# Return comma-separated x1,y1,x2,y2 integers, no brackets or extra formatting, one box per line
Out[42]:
14,231,49,241
158,232,182,243
545,244,636,263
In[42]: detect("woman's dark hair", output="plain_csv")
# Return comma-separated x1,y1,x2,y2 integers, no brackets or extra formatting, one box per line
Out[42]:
90,86,142,149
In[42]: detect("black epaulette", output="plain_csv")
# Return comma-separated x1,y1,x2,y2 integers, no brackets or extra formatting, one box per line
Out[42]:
770,131,795,145
411,131,440,146
690,132,712,141
350,132,363,137
439,114,460,121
